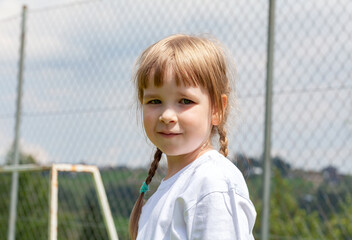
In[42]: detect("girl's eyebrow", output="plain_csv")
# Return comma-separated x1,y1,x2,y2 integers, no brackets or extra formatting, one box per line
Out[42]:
177,90,199,99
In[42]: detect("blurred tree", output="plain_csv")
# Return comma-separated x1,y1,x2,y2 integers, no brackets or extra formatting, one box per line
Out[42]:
272,156,291,177
0,168,11,237
326,193,352,239
79,188,109,240
2,148,49,240
253,169,323,239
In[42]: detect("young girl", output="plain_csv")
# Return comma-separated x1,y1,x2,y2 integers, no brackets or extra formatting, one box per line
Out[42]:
129,34,256,239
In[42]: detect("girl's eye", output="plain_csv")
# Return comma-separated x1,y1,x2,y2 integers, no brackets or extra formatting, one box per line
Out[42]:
147,99,161,104
180,99,194,104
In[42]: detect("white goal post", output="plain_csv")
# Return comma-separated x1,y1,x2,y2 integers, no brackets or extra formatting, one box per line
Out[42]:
0,164,119,240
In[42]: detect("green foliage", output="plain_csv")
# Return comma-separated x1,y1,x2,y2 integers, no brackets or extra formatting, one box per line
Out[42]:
0,173,11,238
1,149,50,240
249,160,352,240
79,188,109,240
320,189,352,239
270,170,323,238
15,171,49,240
252,170,323,238
56,167,147,240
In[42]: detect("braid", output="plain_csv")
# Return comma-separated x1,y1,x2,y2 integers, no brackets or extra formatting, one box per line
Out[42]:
129,148,163,240
145,149,162,185
217,125,228,157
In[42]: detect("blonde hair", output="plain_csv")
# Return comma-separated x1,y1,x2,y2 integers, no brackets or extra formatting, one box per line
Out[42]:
129,34,234,239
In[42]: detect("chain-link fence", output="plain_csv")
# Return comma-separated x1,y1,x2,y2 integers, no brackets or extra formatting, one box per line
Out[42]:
0,0,351,239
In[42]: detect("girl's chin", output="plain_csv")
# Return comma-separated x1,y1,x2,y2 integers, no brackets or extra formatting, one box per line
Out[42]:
154,140,211,157
159,149,192,157
161,146,210,158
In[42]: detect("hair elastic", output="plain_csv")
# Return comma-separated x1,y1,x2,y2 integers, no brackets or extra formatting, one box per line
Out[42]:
140,182,149,194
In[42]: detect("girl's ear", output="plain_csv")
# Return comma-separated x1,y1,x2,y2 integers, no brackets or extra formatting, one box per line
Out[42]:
211,94,227,126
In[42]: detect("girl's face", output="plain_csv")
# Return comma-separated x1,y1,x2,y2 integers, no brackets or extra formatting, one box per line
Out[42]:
142,70,216,158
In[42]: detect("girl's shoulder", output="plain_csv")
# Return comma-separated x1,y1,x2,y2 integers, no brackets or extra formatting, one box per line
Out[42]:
185,150,250,199
194,150,244,181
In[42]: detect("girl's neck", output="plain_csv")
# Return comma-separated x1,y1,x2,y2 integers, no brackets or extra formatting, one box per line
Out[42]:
164,143,213,180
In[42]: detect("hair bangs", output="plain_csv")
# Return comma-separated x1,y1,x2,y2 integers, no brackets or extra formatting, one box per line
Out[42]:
172,60,202,88
140,57,201,95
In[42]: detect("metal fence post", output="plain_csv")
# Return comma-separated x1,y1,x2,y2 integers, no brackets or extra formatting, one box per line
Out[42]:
49,166,59,240
91,167,119,240
261,0,276,240
7,5,27,240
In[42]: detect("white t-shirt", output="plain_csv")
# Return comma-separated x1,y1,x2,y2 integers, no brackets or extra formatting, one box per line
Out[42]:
137,150,256,240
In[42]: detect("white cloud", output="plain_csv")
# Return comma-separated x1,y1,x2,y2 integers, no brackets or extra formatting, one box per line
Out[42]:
20,139,51,165
0,130,51,166
0,131,12,164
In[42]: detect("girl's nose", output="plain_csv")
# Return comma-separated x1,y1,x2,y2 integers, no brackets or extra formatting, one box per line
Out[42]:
159,108,177,124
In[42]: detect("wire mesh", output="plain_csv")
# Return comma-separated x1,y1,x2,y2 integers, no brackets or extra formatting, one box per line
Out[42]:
0,0,351,239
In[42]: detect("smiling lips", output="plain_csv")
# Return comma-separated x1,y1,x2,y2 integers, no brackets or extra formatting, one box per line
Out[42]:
158,132,181,137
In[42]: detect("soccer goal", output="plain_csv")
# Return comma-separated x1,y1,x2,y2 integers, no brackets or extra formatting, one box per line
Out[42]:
0,164,119,240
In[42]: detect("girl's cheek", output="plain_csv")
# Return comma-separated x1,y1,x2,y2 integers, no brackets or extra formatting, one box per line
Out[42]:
143,110,156,128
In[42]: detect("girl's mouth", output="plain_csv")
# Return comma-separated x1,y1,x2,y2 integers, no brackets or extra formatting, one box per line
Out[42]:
158,132,181,137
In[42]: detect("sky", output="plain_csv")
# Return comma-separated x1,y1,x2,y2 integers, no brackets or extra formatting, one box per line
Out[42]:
0,0,351,174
